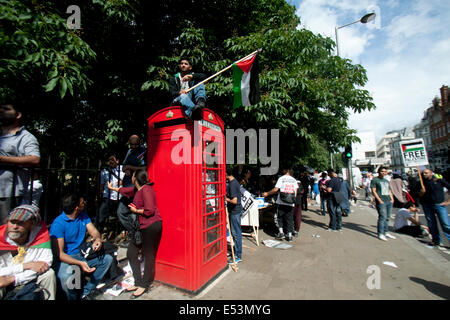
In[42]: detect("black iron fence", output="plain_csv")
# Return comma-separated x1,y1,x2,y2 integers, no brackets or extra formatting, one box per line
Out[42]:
10,155,104,225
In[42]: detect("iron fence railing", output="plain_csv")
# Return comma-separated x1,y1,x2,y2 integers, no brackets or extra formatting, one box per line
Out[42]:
7,155,104,225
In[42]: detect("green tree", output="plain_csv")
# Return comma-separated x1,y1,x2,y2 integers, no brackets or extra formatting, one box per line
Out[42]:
1,0,375,171
141,0,375,169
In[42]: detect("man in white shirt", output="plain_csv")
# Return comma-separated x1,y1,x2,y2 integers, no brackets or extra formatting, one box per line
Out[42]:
394,202,429,238
262,168,298,242
0,205,55,300
97,155,125,236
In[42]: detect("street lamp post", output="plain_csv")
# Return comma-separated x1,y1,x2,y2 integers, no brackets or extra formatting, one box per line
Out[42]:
335,12,375,190
335,13,376,56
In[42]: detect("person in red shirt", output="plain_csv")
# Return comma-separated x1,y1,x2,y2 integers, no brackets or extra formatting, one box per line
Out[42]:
108,169,162,298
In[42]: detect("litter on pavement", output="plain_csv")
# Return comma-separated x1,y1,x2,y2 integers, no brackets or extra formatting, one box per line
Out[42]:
382,261,398,268
262,239,292,249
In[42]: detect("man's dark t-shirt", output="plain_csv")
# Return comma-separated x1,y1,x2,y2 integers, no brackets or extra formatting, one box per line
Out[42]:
326,177,342,199
122,146,147,187
421,178,450,204
226,178,243,215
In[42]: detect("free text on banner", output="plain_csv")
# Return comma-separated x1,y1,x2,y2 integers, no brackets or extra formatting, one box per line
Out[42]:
400,138,429,167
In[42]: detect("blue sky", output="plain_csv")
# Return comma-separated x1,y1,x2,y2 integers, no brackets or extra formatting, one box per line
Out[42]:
292,0,450,142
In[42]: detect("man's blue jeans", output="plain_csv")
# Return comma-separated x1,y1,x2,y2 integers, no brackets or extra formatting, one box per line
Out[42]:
320,195,327,215
327,198,342,230
172,84,206,118
229,212,242,260
117,200,138,238
53,252,113,300
421,203,450,245
376,202,393,236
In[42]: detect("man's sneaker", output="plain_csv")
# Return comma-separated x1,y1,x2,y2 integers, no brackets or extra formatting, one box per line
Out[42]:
285,235,293,242
337,229,343,233
197,98,206,109
378,234,388,241
326,228,335,232
191,105,202,120
292,231,299,238
275,232,285,240
228,257,241,264
385,233,396,239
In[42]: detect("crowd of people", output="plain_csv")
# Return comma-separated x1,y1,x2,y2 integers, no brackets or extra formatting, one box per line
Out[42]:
1,57,449,300
0,103,163,300
229,164,450,259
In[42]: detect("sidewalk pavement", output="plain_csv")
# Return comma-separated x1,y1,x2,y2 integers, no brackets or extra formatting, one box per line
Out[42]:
97,197,450,300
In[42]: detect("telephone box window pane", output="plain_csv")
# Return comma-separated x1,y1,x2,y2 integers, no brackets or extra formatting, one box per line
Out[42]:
205,183,218,197
203,170,218,182
206,226,220,245
205,240,222,263
205,197,222,213
205,212,220,229
203,140,219,168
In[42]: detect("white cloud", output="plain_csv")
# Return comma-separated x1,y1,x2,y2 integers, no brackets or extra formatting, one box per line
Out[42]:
296,0,379,60
296,0,450,143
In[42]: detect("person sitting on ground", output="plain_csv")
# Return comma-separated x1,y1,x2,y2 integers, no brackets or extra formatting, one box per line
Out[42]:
393,201,430,238
169,57,207,120
50,194,113,300
0,205,56,300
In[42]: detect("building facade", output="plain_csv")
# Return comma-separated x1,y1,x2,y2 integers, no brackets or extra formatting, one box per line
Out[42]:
429,85,450,173
376,131,400,166
388,127,416,173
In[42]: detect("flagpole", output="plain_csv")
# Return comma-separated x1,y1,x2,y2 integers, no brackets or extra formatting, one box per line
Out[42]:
184,48,262,94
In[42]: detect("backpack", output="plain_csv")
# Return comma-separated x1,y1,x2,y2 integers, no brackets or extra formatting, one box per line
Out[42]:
280,192,296,204
4,280,45,300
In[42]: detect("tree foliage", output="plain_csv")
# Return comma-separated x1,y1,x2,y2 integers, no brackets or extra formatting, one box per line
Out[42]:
0,0,375,170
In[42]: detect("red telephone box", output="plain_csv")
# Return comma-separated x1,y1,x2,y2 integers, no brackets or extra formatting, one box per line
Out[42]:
146,106,227,293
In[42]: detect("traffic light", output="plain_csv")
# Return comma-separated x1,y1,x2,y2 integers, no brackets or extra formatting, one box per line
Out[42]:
344,145,352,159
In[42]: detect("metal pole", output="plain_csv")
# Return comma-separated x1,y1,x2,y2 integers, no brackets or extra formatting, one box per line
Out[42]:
335,26,340,56
330,152,333,169
185,49,262,94
348,158,354,191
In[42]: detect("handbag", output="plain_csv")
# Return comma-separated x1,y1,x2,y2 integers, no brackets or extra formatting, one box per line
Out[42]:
4,280,45,300
332,191,344,204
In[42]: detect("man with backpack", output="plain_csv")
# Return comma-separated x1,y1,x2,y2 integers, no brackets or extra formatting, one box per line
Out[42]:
262,168,298,242
326,169,343,232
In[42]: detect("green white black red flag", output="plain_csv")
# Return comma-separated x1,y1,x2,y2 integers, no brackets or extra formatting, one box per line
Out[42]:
232,53,260,109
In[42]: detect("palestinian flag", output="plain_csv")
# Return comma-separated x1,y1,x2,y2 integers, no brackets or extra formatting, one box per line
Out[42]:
401,142,423,153
137,150,146,166
232,54,260,109
0,222,51,253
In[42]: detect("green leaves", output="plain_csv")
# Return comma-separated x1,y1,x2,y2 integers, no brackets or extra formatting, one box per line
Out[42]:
44,77,58,92
1,0,96,101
